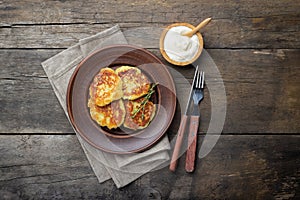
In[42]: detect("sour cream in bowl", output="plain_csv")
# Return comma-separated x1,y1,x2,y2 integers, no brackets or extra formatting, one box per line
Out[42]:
160,23,203,66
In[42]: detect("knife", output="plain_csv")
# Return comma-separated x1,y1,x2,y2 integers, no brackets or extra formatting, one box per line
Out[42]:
169,65,199,172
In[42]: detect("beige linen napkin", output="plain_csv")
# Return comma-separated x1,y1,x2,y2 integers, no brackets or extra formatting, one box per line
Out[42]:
41,25,170,188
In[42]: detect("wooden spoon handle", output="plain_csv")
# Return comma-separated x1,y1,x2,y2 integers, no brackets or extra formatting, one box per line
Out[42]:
182,18,212,37
169,114,188,172
185,115,200,172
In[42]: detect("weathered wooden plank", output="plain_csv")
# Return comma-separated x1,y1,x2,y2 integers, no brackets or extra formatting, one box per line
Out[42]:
0,135,299,199
0,49,74,133
207,49,300,134
0,0,300,48
1,16,299,49
1,0,298,25
1,49,300,134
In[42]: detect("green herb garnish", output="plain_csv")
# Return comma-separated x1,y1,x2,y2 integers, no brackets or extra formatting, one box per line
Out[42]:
131,83,158,119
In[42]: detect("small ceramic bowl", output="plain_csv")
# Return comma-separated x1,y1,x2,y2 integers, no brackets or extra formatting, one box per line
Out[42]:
159,23,204,66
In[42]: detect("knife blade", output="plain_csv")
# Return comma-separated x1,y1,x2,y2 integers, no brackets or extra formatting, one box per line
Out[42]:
169,65,199,172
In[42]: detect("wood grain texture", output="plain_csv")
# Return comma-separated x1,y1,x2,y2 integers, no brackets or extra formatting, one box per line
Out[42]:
2,0,299,25
169,115,188,172
185,115,199,173
1,49,299,133
0,0,299,48
0,135,299,199
0,0,299,198
0,50,74,133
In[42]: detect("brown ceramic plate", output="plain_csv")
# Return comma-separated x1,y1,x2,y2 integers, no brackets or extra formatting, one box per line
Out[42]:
67,44,176,154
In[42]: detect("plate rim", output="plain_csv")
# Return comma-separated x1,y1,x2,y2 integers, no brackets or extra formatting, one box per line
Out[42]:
66,44,176,154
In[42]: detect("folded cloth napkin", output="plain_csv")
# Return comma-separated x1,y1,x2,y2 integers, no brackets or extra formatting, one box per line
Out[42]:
41,25,170,188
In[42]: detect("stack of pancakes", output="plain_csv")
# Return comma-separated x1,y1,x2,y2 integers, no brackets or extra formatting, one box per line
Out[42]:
88,66,156,130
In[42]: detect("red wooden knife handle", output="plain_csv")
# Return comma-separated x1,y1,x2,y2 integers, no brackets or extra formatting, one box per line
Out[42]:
170,114,188,172
185,115,199,172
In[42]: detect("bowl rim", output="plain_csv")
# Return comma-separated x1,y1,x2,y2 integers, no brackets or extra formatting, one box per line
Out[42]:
159,22,204,66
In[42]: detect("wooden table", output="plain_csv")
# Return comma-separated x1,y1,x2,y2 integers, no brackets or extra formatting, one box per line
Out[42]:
1,1,300,199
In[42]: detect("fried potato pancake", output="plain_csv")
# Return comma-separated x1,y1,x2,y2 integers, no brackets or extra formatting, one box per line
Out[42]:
90,67,123,107
115,66,151,100
123,97,156,130
88,98,126,129
88,66,156,130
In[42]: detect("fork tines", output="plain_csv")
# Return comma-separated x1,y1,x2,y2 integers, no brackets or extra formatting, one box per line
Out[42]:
195,70,205,89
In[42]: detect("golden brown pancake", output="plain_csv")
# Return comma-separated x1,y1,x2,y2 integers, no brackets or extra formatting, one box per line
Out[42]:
90,67,123,107
88,66,156,130
88,98,126,129
123,97,156,130
115,66,151,100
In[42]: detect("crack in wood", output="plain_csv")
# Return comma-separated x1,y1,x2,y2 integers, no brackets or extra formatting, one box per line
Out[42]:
0,173,66,182
18,175,96,186
0,163,35,169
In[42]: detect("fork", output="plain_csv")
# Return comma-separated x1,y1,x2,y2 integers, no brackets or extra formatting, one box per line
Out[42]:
185,70,205,172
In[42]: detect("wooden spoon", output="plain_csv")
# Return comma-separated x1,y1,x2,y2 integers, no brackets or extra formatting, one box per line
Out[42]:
182,18,212,37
